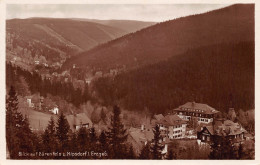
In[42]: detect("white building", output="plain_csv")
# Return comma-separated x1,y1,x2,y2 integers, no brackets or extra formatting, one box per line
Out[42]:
155,114,187,139
49,106,59,115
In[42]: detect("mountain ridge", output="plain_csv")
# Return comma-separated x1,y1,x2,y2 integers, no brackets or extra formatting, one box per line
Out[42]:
63,4,254,72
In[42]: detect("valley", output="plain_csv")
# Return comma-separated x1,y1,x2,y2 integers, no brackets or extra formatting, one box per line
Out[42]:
5,4,255,160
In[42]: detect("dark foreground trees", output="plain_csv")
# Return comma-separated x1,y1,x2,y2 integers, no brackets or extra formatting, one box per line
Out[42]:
151,125,164,159
6,86,39,159
106,105,128,159
209,135,239,159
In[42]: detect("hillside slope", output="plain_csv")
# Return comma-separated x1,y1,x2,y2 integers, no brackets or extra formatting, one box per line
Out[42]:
64,4,254,71
93,42,254,114
7,18,129,51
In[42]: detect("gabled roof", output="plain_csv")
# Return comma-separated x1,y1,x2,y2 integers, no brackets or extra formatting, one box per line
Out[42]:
66,113,93,129
128,127,154,145
156,114,187,126
198,119,247,136
153,114,164,121
197,123,214,135
174,102,219,114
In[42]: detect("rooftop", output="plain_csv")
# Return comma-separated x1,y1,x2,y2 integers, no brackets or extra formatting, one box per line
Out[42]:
66,113,93,130
198,119,247,136
174,102,219,114
156,114,187,126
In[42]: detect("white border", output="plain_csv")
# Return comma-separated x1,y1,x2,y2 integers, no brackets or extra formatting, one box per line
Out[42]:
0,0,259,165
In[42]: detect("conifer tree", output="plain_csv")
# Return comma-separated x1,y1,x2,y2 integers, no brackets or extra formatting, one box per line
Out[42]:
98,130,108,159
209,135,237,159
222,137,237,159
127,145,136,159
68,130,78,152
56,112,70,152
90,127,97,150
77,126,89,152
6,86,23,158
106,105,128,159
139,143,151,159
99,130,108,152
6,86,35,159
238,143,244,159
167,149,176,160
151,125,164,159
42,116,58,154
209,136,223,159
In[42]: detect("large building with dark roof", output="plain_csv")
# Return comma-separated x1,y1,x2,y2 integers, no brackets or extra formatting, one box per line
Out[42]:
197,119,247,145
171,102,219,124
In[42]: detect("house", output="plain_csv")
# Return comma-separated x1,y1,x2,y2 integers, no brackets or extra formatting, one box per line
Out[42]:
171,102,219,124
95,71,103,78
49,106,59,115
197,119,247,145
244,133,254,141
26,96,34,108
155,114,187,139
35,60,40,65
28,94,44,111
66,113,93,131
43,63,49,67
85,77,93,85
128,127,154,154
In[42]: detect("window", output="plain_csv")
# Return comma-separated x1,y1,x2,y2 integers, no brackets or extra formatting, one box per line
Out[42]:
202,135,205,140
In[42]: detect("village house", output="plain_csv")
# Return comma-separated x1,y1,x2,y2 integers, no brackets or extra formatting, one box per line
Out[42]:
26,94,44,110
171,102,219,124
154,114,187,139
34,60,40,65
197,118,247,145
26,96,34,108
66,113,93,131
85,77,93,85
128,127,154,155
95,71,103,78
49,106,59,115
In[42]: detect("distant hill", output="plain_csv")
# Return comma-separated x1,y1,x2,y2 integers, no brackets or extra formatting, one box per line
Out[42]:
6,18,130,52
64,4,254,71
72,18,156,33
93,42,254,114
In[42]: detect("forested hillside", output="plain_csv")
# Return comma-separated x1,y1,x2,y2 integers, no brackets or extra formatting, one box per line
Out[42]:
93,42,254,114
64,4,254,72
7,18,128,51
6,63,92,108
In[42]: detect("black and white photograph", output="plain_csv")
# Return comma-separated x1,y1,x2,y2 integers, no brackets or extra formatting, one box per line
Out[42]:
2,1,257,162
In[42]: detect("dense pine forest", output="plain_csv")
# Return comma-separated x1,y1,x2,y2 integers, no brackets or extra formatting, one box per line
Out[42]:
64,4,254,71
6,63,92,109
93,42,254,114
5,4,255,160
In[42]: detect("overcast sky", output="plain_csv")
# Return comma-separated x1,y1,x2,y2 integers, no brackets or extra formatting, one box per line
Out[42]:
7,4,231,22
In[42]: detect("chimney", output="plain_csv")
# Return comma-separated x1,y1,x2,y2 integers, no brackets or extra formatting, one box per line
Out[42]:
192,101,195,107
